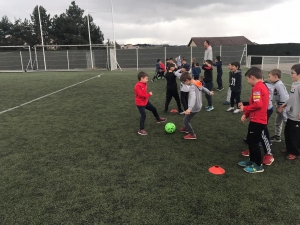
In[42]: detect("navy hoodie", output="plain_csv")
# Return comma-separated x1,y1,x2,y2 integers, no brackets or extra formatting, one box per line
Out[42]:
230,70,242,92
213,61,223,74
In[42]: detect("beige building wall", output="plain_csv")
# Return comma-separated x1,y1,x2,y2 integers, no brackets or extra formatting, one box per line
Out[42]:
189,41,197,47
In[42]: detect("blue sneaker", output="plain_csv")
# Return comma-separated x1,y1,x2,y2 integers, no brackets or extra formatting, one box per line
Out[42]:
238,160,253,167
243,163,264,173
223,101,230,105
206,106,214,112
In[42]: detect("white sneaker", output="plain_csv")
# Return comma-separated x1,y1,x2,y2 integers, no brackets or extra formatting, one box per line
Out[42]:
180,111,185,115
233,109,241,114
226,107,234,112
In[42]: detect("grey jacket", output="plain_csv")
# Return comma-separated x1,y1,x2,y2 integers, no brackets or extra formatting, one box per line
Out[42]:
204,46,213,62
188,84,211,112
273,80,289,106
286,81,300,121
175,70,190,92
265,82,274,110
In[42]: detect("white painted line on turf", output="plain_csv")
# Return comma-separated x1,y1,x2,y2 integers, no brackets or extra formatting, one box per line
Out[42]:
0,74,104,115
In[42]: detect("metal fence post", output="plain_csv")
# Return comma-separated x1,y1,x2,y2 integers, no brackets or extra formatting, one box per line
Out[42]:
28,47,33,70
136,48,139,71
262,56,264,71
245,44,248,62
190,46,193,65
220,45,222,57
35,46,38,70
106,44,109,70
164,47,166,65
20,51,24,71
277,57,280,69
67,50,70,70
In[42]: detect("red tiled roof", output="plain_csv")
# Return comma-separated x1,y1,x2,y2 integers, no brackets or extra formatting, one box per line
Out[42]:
188,36,254,46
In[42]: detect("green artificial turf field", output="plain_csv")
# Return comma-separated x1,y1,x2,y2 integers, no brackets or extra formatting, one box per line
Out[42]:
0,68,299,224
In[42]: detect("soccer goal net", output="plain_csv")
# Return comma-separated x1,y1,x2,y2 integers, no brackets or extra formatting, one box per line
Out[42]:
0,46,33,72
247,55,300,74
34,44,112,71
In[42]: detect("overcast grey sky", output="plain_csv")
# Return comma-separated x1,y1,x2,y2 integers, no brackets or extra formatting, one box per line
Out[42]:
0,0,299,45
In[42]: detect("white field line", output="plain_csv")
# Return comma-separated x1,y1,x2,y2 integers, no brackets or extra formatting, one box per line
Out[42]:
0,74,104,115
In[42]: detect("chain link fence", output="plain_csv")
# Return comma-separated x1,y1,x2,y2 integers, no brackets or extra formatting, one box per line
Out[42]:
0,45,247,72
117,45,247,70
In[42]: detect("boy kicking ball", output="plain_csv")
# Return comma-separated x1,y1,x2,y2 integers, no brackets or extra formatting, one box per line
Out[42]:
134,71,166,135
179,72,214,140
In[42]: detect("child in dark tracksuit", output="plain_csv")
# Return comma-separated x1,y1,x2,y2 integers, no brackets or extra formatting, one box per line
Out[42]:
227,62,242,114
213,56,223,90
202,60,214,111
164,63,183,113
192,62,201,80
175,64,191,114
152,59,161,82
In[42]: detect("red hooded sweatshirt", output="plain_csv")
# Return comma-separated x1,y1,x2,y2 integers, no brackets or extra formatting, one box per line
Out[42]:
160,62,166,72
134,81,151,106
243,81,269,125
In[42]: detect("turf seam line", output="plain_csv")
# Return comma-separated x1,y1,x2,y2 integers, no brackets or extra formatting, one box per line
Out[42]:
0,74,104,115
283,83,292,86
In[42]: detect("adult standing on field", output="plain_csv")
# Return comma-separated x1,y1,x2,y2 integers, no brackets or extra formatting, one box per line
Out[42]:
204,40,213,62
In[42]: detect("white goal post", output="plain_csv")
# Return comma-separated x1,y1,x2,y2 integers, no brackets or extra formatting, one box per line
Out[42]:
34,44,113,71
0,46,33,72
247,55,300,74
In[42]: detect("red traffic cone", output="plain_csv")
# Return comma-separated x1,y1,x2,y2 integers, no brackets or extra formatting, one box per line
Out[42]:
170,109,178,113
208,165,225,175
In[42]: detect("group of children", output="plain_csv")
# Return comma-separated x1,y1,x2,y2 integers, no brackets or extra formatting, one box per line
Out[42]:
134,59,300,173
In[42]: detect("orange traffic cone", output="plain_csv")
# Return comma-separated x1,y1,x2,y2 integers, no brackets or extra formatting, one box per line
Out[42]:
208,165,225,175
170,109,178,113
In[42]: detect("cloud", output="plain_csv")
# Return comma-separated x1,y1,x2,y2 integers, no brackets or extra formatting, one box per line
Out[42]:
0,0,298,45
112,0,287,24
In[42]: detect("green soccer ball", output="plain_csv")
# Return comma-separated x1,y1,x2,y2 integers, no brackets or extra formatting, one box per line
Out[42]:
165,123,176,133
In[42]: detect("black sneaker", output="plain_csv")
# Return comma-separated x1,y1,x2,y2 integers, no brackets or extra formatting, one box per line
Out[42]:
163,110,168,114
270,135,281,142
219,87,224,91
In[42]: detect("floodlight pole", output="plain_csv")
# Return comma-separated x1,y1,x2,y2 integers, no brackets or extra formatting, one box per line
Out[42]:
86,0,94,69
37,3,47,70
110,0,116,50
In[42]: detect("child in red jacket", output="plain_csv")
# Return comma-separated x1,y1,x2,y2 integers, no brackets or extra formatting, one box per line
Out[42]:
134,71,166,135
159,60,166,79
238,67,269,173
